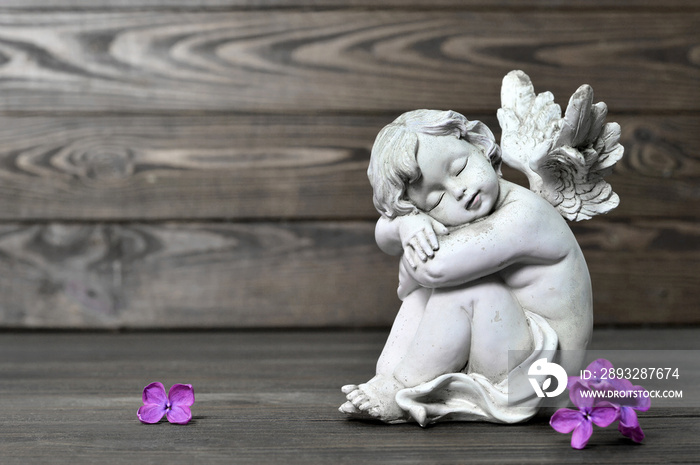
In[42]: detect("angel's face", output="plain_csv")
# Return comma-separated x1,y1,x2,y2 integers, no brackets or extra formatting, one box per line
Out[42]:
407,133,499,226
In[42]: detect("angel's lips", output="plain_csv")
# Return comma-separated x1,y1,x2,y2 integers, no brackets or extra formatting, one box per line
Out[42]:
465,192,481,210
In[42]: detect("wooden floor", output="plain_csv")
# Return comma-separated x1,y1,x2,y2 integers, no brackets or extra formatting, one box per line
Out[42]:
1,328,698,464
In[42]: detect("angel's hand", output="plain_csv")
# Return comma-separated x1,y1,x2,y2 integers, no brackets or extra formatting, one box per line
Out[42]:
397,212,448,265
401,245,423,271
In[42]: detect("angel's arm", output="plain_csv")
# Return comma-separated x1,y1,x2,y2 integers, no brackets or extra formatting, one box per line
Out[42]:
375,216,403,256
404,191,566,288
403,229,510,288
375,213,448,261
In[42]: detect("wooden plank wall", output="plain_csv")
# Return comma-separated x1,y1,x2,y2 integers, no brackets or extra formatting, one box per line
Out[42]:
0,1,697,328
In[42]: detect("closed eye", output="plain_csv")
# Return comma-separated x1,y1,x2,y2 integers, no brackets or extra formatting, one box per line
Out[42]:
454,157,468,176
427,192,445,212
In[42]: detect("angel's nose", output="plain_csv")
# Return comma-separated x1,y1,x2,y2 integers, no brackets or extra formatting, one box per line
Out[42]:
449,183,466,199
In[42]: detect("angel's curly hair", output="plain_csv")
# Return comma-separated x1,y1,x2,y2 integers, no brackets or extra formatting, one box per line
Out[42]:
367,109,502,218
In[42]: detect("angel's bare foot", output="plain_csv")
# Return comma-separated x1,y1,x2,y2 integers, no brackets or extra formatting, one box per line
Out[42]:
339,384,372,419
339,375,407,423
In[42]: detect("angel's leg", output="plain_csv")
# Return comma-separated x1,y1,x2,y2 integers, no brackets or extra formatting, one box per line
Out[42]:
395,275,533,386
342,281,475,423
340,285,474,422
339,287,429,420
343,276,533,423
375,287,431,376
463,278,534,381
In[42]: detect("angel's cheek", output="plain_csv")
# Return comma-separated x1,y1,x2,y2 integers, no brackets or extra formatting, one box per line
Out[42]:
431,208,463,228
478,164,499,188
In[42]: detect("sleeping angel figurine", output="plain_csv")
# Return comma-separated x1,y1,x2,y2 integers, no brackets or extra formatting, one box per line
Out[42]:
339,70,624,426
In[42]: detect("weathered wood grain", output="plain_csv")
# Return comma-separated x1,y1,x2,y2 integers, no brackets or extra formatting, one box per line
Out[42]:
571,219,700,325
0,221,399,328
0,11,697,112
0,219,696,328
3,0,699,9
0,114,695,220
605,115,700,219
0,2,696,332
0,114,381,220
0,330,697,464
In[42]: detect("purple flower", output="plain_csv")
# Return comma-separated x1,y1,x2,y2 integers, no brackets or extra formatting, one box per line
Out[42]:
552,358,651,448
550,381,619,449
137,382,195,425
569,358,651,443
599,376,650,443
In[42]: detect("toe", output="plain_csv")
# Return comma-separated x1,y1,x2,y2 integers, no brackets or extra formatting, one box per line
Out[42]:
347,389,364,402
359,400,374,411
339,401,360,414
350,393,368,408
341,384,358,394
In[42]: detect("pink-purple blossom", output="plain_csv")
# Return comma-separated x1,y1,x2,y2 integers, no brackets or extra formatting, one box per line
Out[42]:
597,374,650,442
137,382,195,425
550,381,618,449
550,359,650,448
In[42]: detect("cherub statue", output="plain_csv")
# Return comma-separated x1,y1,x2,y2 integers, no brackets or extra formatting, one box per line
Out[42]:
339,70,623,426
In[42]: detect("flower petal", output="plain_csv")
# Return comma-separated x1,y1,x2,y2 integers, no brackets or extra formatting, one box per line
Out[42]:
624,385,651,411
169,384,195,408
619,406,645,442
550,408,584,433
635,390,651,412
599,376,633,394
142,382,167,407
569,381,594,411
590,402,619,428
619,421,645,443
571,419,593,449
166,405,192,425
619,406,638,427
572,359,615,390
598,380,651,411
566,376,581,391
137,403,166,424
